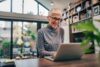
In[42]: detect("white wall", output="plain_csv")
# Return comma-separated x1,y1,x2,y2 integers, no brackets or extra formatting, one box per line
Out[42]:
93,15,100,53
93,15,100,31
61,20,70,43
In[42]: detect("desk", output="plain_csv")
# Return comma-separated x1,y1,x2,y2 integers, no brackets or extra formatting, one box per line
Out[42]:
1,54,100,67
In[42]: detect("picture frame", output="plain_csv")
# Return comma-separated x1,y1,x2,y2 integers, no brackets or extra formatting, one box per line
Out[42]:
93,5,100,16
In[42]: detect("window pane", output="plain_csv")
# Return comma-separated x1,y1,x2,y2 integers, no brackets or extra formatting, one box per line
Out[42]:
0,21,11,58
39,4,48,16
41,23,48,28
13,22,37,58
0,0,10,12
23,22,37,56
13,22,23,58
12,0,23,13
24,0,38,15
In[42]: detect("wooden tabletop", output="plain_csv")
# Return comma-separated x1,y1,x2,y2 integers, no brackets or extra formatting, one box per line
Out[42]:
1,54,100,67
38,54,100,67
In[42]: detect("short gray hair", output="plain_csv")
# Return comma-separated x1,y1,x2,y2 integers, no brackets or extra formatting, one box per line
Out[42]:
48,8,62,16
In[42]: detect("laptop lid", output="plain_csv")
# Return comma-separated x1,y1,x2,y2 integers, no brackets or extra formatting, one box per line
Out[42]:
45,43,83,61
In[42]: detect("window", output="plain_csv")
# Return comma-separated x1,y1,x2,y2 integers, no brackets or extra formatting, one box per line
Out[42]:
23,22,37,55
0,21,11,58
24,0,38,15
13,22,23,58
39,4,48,16
0,0,48,58
0,0,10,12
13,22,37,58
12,0,23,13
41,23,48,28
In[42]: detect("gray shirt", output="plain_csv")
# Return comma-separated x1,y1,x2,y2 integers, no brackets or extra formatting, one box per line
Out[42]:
37,25,64,57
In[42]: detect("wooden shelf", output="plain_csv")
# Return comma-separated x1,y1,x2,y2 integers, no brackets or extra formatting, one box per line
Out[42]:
92,0,100,6
71,12,79,17
70,17,92,25
62,0,100,42
72,30,85,34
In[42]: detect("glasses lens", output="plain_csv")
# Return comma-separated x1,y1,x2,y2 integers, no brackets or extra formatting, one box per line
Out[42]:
50,16,61,21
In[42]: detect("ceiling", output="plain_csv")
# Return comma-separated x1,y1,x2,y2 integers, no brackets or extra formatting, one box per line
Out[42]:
36,0,73,10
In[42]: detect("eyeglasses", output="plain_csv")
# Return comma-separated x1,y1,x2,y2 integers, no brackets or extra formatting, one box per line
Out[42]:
50,16,61,21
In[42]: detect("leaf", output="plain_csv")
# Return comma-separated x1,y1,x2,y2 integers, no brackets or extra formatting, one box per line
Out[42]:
75,20,96,32
26,27,36,40
81,37,91,47
75,19,100,47
2,40,10,48
94,31,100,47
30,33,36,40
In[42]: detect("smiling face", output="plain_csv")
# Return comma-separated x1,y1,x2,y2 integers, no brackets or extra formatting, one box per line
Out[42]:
47,8,62,29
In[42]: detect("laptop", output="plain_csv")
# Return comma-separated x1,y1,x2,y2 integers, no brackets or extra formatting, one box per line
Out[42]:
45,43,83,61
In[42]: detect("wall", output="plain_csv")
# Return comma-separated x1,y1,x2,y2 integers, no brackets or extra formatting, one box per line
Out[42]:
93,15,100,53
61,20,70,43
93,15,100,31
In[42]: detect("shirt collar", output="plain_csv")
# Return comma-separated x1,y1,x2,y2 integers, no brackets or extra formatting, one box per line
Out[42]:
47,25,57,31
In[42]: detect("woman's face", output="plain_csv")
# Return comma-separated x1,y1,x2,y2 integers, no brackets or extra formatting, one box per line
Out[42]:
48,13,61,29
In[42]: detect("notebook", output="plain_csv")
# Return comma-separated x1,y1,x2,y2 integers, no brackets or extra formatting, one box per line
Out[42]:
45,43,83,61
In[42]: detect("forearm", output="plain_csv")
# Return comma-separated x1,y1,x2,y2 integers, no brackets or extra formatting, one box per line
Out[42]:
41,50,55,56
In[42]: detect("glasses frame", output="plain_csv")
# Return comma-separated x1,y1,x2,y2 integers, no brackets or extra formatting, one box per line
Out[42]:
50,16,62,21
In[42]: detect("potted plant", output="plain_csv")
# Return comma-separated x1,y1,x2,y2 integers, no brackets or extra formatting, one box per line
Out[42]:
2,39,10,57
26,29,36,40
24,25,36,55
75,19,100,63
26,28,36,48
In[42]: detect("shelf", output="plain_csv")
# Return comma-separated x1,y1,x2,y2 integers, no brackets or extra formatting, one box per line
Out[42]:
71,12,79,17
72,31,84,34
74,2,82,9
68,0,83,11
82,0,92,8
72,31,85,34
92,0,100,6
79,8,87,13
70,17,92,25
82,5,92,11
62,0,100,42
69,8,75,11
68,1,98,18
79,4,92,13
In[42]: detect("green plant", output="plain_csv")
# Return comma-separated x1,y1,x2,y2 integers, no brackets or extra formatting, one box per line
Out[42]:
1,39,10,57
75,19,100,53
27,29,36,40
2,40,10,48
0,48,3,57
